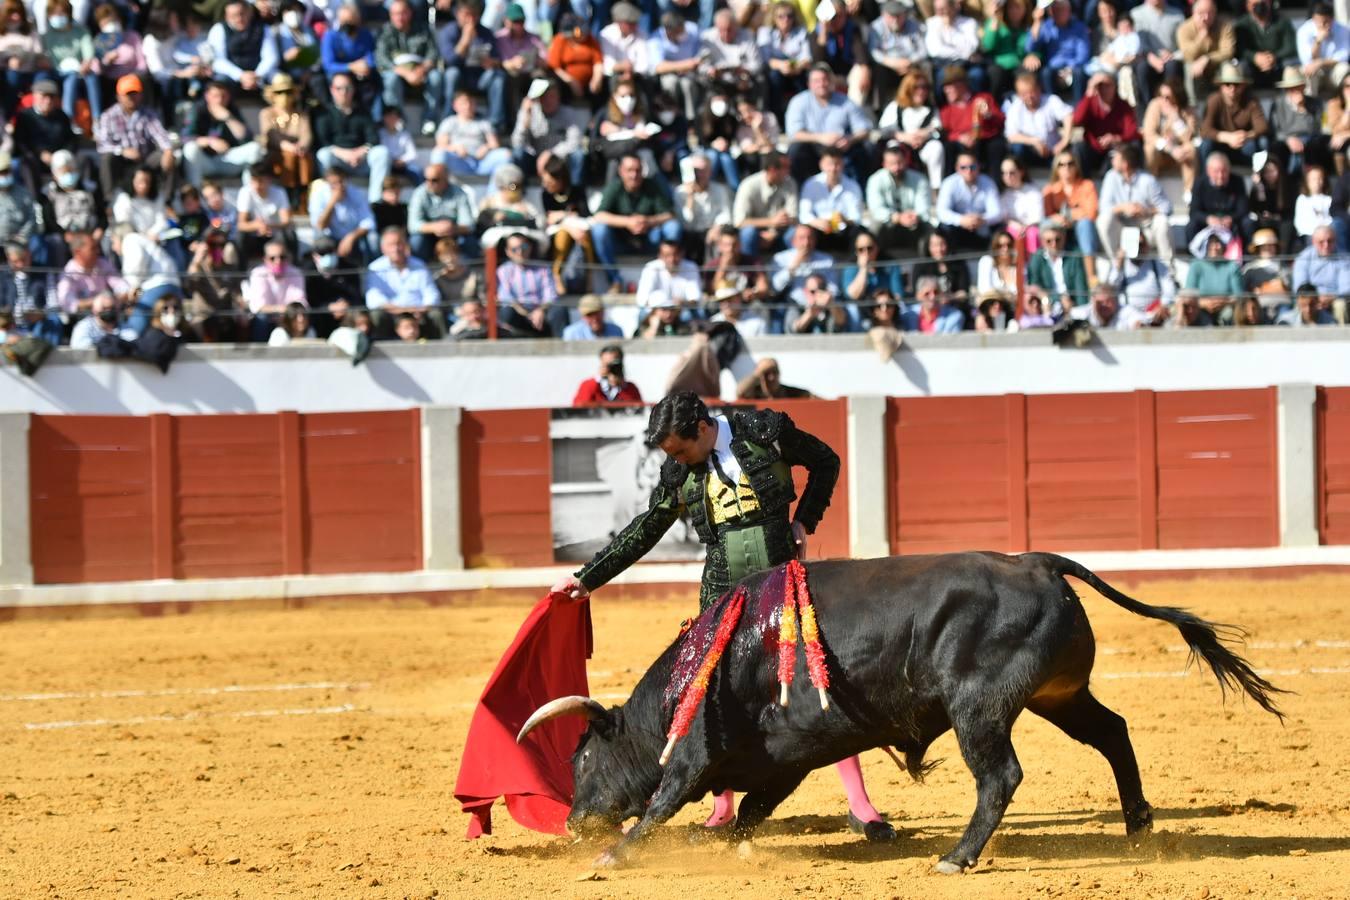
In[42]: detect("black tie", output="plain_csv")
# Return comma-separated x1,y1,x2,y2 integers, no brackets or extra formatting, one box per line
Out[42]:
709,450,734,487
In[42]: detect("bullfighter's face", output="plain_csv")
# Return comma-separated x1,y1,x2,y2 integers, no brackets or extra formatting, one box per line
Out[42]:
658,420,716,468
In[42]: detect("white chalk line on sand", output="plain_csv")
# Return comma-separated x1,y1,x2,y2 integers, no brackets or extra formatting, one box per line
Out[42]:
0,680,371,704
22,703,361,731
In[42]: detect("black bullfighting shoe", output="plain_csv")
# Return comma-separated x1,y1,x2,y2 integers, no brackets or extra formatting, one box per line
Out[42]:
847,811,897,842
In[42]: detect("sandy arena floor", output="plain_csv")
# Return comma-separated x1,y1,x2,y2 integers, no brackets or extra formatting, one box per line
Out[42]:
2,572,1349,899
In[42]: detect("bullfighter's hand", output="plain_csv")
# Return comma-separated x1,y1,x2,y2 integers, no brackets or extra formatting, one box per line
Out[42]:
791,520,808,560
551,574,590,601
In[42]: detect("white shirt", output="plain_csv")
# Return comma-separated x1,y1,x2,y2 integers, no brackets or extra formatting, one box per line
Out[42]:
635,258,702,311
925,15,979,59
1003,94,1072,145
599,23,652,75
708,415,742,484
798,174,864,225
1297,19,1350,67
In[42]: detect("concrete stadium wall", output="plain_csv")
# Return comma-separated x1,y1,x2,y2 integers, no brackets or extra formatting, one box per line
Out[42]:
4,330,1350,415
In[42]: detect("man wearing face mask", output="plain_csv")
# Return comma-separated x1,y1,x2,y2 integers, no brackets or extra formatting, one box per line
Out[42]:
322,0,381,117
208,0,280,94
12,80,76,194
1234,0,1298,90
302,236,360,338
41,150,106,264
69,294,131,350
244,240,307,339
0,152,42,265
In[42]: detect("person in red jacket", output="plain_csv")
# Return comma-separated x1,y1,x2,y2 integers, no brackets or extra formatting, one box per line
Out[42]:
572,344,643,406
1072,73,1142,176
938,64,1007,175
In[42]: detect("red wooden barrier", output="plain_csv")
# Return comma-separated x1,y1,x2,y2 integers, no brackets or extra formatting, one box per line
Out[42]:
460,408,554,568
749,398,851,561
1317,387,1350,545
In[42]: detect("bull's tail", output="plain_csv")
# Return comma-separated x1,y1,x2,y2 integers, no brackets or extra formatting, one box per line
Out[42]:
1033,553,1288,722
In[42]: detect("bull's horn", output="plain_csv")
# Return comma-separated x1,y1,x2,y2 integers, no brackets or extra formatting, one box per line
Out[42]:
517,696,607,743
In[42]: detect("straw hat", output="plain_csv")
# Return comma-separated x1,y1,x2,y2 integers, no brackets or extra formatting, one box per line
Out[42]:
1274,66,1307,90
264,73,298,98
1250,228,1280,252
1214,63,1249,86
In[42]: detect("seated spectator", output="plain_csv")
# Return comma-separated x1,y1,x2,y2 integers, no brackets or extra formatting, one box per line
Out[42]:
939,64,1006,175
434,91,513,178
935,151,1002,252
911,230,971,304
182,80,266,187
378,0,442,136
693,90,741,189
110,223,181,335
974,291,1017,332
236,164,294,261
563,296,625,341
366,226,445,339
866,142,931,257
573,343,642,403
244,240,306,336
1242,227,1291,310
1130,0,1185,109
477,163,543,249
1096,143,1172,264
1026,222,1088,315
734,95,781,175
1270,69,1331,176
0,242,60,345
636,238,702,313
497,232,563,337
977,229,1020,298
640,293,694,338
40,149,104,264
321,1,379,116
430,237,477,309
539,156,593,294
674,152,734,260
1087,6,1143,87
1141,77,1198,195
879,72,944,192
1234,0,1297,91
274,1,319,84
1233,295,1268,327
449,299,488,341
926,0,984,95
759,2,812,121
770,225,832,319
1024,0,1091,103
998,157,1042,250
438,1,506,131
91,3,145,101
1292,226,1350,300
841,230,903,307
267,301,315,346
598,2,649,82
712,286,771,338
979,0,1030,103
706,224,772,308
807,3,868,108
901,274,964,333
737,357,814,399
0,151,41,260
862,289,903,332
42,0,100,124
546,13,604,107
1018,293,1056,329
59,231,129,319
1042,152,1100,280
299,237,357,333
69,294,130,349
1297,3,1350,100
258,74,314,203
494,3,545,116
790,273,850,334
12,80,76,194
174,184,211,255
1187,151,1252,247
1296,166,1335,245
200,181,239,242
1176,0,1233,103
1251,157,1298,253
1070,282,1140,330
783,63,874,184
1198,63,1269,168
1106,233,1176,324
407,164,476,261
1185,231,1243,325
185,226,245,342
648,12,700,121
511,77,589,183
208,0,278,94
112,166,171,246
95,75,176,202
1170,289,1214,328
1277,283,1336,326
314,71,391,198
799,147,864,252
868,0,926,100
371,177,408,234
1004,70,1072,170
592,154,683,292
308,170,375,265
1072,72,1141,177
733,149,798,258
379,108,422,188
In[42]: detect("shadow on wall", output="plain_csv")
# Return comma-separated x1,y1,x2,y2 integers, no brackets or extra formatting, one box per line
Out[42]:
365,353,433,404
891,345,930,394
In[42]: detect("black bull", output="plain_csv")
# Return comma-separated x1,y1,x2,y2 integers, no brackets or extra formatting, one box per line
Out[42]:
518,552,1286,872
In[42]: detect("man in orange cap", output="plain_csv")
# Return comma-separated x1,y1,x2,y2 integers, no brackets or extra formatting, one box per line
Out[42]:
94,74,177,201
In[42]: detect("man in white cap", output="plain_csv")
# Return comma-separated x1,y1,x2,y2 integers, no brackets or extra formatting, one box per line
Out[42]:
511,77,589,183
600,3,651,82
869,0,926,103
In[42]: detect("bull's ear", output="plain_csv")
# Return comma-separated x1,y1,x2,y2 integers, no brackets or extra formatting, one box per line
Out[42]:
517,695,609,743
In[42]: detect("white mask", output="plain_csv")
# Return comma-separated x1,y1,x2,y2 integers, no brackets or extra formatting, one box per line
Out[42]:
161,313,179,330
283,10,301,28
101,22,120,34
656,110,675,124
615,94,635,114
710,100,728,117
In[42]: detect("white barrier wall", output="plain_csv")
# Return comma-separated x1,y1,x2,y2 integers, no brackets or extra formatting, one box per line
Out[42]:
3,331,1350,414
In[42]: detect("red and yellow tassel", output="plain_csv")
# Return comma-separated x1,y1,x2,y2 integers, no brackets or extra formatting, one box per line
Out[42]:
661,587,747,766
776,588,799,707
778,560,831,711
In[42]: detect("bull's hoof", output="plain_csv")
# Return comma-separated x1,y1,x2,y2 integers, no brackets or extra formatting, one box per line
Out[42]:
933,860,966,875
847,812,897,843
686,819,737,845
1125,801,1155,836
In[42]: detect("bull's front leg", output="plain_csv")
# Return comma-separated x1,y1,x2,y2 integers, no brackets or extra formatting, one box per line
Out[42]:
595,763,703,868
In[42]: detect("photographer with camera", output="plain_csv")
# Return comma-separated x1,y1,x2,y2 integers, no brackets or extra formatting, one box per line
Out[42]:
572,344,643,406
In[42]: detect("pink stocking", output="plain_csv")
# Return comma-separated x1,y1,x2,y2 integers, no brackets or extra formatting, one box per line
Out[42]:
835,755,881,823
704,789,736,827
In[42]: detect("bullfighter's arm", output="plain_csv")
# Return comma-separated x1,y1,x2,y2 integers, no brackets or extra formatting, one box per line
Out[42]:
778,415,840,535
575,459,686,592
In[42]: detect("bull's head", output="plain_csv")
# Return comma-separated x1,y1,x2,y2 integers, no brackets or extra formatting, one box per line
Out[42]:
518,696,660,837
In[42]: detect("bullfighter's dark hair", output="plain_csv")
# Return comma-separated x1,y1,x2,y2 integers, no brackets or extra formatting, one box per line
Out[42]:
645,392,712,447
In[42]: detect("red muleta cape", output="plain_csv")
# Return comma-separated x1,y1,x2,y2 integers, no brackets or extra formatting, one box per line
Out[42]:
454,591,594,838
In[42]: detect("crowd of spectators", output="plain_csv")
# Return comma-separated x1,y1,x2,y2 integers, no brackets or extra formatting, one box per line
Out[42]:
2,0,1350,357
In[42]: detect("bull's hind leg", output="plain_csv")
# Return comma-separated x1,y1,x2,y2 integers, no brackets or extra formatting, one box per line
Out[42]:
937,711,1024,874
1029,687,1153,834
